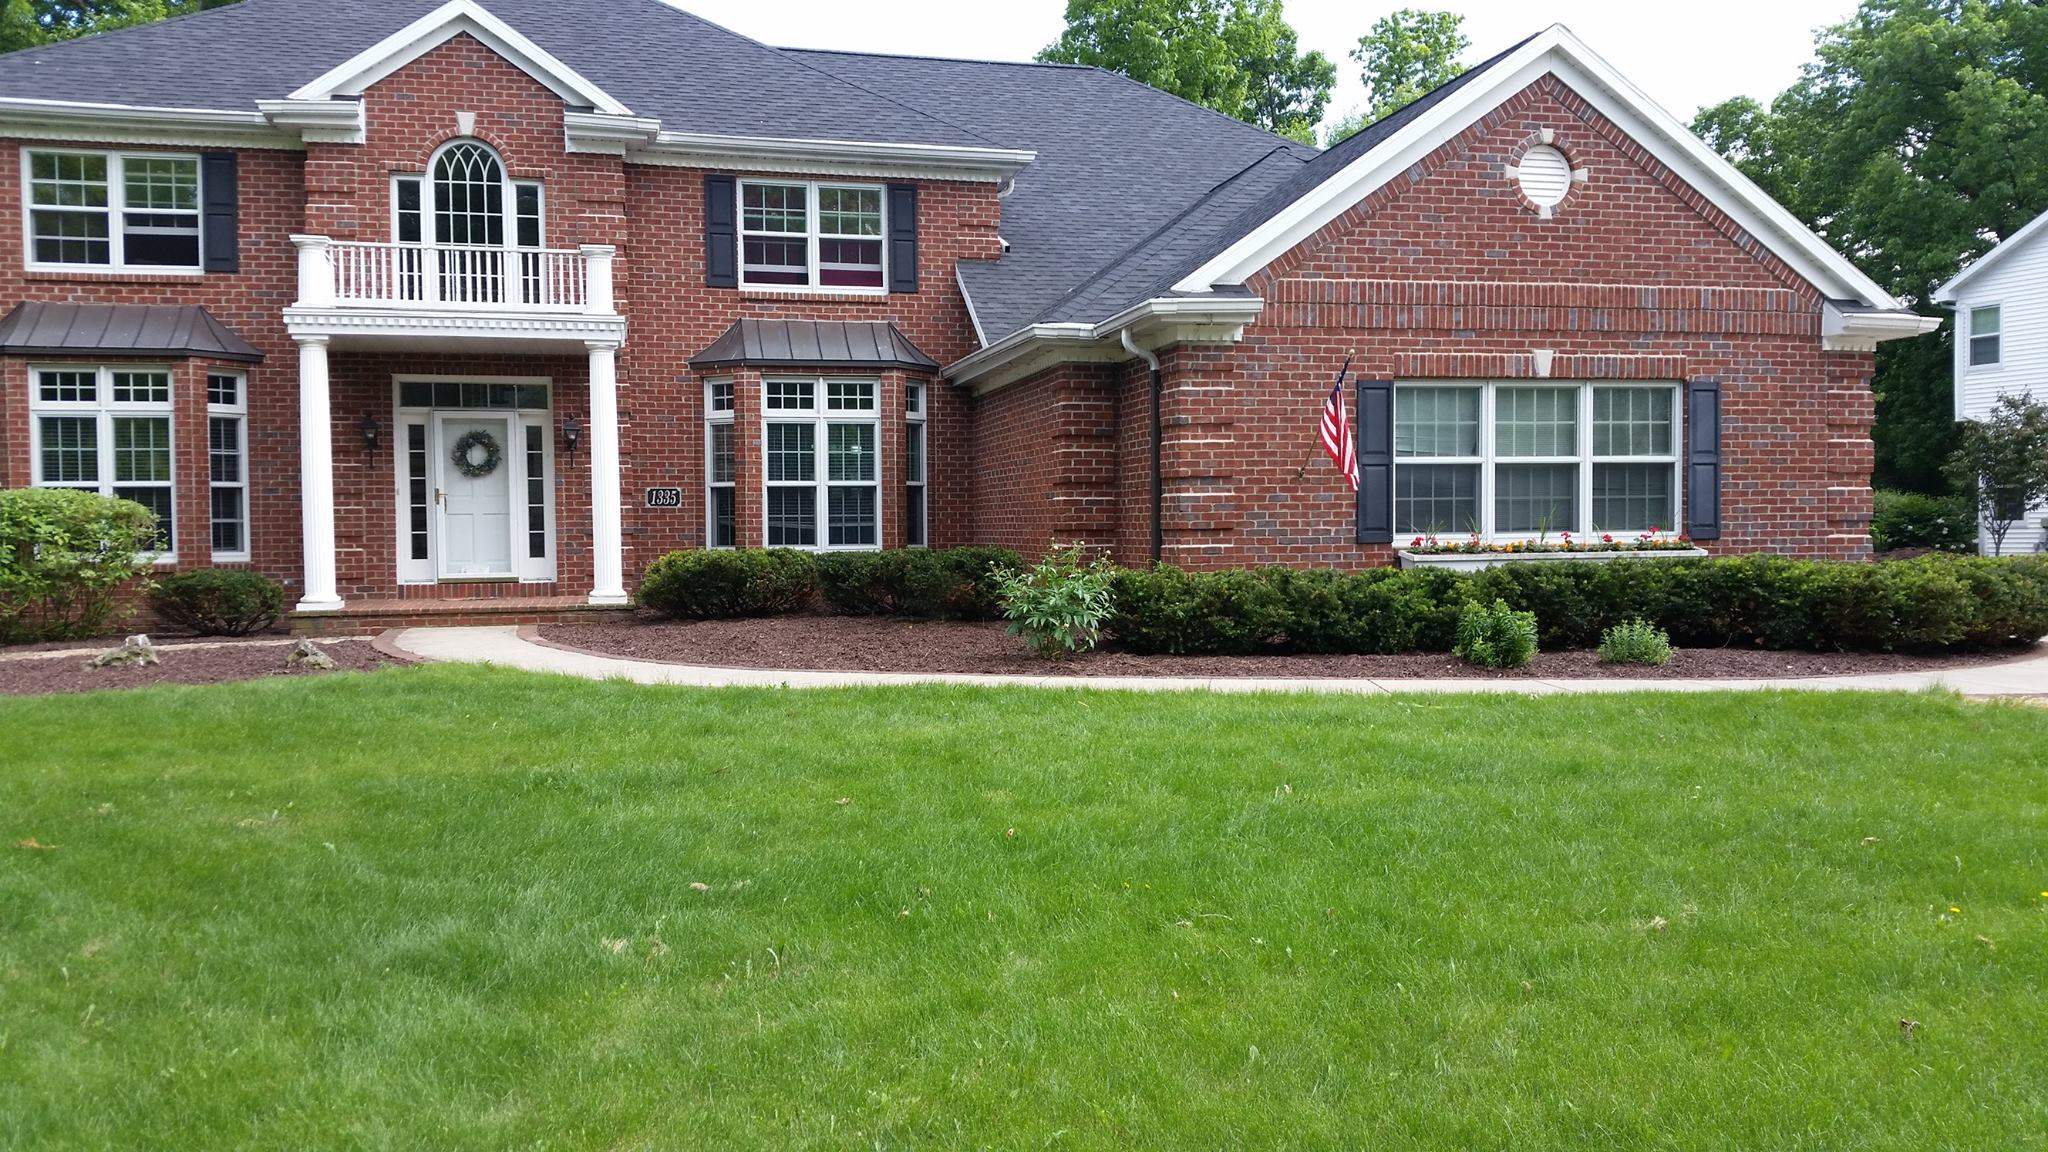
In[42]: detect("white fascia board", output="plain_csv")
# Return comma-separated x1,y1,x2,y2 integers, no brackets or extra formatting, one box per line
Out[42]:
1174,25,1905,312
1933,207,2048,302
257,98,366,145
288,0,633,116
943,296,1265,390
956,268,990,347
0,97,297,148
564,111,661,155
1820,302,1942,351
634,131,1035,182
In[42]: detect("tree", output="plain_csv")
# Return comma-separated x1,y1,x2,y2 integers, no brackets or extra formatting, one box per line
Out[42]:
1325,8,1467,144
1945,394,2048,555
1691,0,2048,495
1038,0,1335,144
1,0,229,55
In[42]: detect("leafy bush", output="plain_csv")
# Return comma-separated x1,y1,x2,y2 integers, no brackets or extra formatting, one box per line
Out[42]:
0,488,160,643
1598,619,1673,666
638,549,816,618
817,546,1022,619
995,547,1117,659
1453,599,1538,668
1871,489,1975,553
150,570,287,636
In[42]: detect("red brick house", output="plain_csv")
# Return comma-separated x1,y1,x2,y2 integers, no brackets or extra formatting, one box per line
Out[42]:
0,1,1936,627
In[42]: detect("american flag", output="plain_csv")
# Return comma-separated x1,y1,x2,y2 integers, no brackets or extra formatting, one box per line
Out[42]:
1319,357,1357,492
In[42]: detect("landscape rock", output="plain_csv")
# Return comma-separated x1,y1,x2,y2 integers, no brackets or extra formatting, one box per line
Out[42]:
87,634,158,669
286,639,337,670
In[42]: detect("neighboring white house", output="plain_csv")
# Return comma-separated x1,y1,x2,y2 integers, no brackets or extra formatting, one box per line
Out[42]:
1934,209,2048,555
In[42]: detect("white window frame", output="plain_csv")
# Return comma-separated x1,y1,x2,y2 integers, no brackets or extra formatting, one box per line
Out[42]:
390,375,555,586
904,381,928,547
21,147,203,274
206,370,249,562
761,377,883,550
736,178,887,294
1392,380,1683,541
28,363,178,561
1967,302,2002,370
705,378,736,549
390,143,543,249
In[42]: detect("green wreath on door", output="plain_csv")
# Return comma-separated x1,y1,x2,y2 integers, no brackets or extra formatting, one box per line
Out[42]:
450,429,503,478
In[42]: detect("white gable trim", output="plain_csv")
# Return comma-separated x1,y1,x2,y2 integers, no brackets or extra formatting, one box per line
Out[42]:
288,0,633,116
1173,25,1905,312
1933,206,2048,303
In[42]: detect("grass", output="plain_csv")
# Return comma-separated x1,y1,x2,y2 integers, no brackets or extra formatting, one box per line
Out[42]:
2,666,2046,1150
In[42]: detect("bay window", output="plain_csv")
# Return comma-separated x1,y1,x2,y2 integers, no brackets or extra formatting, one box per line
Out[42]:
905,382,927,547
763,378,880,548
705,379,735,548
739,180,885,290
30,365,176,552
1393,381,1679,538
27,149,201,270
207,371,248,560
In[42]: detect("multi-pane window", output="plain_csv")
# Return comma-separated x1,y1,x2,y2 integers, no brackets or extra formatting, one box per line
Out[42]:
1392,381,1680,538
1969,305,2002,367
30,365,176,552
905,382,927,547
705,379,736,548
762,378,880,548
206,372,248,559
27,150,201,270
393,145,543,303
739,180,885,290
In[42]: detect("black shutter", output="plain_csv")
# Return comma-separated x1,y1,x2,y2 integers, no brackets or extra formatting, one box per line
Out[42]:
704,174,737,288
886,183,918,293
1355,378,1394,544
200,152,238,273
1685,378,1722,540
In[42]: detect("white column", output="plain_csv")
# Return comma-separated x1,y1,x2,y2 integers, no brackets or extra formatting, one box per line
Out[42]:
580,244,616,315
586,340,628,606
295,336,343,613
290,234,334,308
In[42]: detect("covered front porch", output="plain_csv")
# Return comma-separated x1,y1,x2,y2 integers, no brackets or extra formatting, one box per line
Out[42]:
284,235,628,616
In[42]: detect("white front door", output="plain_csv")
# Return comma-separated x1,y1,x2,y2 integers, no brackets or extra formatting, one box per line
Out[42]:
434,413,517,578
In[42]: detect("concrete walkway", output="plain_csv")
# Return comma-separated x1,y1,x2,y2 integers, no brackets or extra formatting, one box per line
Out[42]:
387,625,2048,697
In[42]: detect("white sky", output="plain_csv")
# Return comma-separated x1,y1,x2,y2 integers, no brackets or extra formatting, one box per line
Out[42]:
674,0,1856,135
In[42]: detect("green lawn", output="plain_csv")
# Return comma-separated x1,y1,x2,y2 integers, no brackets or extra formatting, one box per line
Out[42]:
3,667,2045,1149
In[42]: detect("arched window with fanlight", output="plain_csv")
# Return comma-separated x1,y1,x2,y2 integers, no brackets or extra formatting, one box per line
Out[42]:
392,139,545,303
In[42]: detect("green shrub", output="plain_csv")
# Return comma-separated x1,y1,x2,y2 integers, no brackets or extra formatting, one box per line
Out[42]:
1454,599,1538,668
150,570,287,636
995,547,1116,659
1871,489,1975,553
0,488,160,643
1272,566,1466,654
638,549,816,618
1597,618,1673,666
817,546,1022,619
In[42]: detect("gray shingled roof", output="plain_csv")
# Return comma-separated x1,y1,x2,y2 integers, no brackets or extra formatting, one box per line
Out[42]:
0,303,264,361
0,0,995,148
688,319,939,372
787,49,1316,341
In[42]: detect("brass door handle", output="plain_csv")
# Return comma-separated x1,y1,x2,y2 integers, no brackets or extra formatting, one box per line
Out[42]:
434,488,445,506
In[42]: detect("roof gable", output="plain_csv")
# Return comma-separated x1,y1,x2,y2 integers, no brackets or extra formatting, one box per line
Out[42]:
1173,25,1904,313
288,0,629,114
1934,206,2048,302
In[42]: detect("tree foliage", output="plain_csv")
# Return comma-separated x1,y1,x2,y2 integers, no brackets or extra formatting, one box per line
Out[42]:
1946,393,2048,555
0,0,227,54
1347,8,1468,124
1692,0,2048,494
1038,0,1335,144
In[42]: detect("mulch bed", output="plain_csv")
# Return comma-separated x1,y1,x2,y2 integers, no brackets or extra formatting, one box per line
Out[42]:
0,639,396,697
538,615,2035,680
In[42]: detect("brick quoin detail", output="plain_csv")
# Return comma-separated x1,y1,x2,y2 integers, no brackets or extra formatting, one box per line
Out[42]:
974,75,1877,569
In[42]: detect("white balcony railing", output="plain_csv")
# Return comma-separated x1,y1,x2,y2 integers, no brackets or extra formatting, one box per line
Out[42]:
292,236,616,315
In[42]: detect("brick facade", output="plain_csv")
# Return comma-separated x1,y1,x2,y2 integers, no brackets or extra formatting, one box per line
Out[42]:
2,42,1880,614
970,77,1879,568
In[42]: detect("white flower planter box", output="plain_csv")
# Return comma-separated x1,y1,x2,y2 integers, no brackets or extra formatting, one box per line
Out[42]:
1395,547,1709,573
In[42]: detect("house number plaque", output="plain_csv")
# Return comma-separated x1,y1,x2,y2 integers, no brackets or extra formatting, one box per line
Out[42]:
644,487,683,508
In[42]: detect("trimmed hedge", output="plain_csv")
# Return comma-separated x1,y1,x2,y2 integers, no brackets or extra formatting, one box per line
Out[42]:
1106,554,2048,655
638,549,817,618
151,570,287,636
817,546,1022,619
1871,489,1975,553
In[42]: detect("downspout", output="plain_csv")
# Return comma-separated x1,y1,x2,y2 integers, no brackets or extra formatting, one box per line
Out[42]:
1120,328,1163,563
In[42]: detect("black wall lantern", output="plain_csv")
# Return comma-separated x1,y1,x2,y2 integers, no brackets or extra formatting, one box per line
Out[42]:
561,417,582,456
358,412,382,451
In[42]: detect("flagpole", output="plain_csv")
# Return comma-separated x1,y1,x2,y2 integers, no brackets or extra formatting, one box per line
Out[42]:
1294,351,1355,481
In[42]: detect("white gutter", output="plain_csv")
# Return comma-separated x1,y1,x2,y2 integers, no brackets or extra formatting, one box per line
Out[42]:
944,295,1265,388
0,97,298,147
1820,302,1942,351
639,131,1035,181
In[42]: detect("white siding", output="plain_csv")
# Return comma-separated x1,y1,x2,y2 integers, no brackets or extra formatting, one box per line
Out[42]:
1950,230,2048,555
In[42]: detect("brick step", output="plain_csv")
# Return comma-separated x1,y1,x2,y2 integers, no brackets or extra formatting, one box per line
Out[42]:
293,596,632,636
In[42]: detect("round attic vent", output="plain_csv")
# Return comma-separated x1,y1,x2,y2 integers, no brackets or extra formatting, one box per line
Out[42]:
1516,145,1573,207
